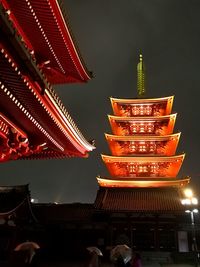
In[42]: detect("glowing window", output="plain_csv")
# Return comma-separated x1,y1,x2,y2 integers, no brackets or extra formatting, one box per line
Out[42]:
132,106,139,116
139,145,146,152
149,142,156,153
128,164,136,174
130,124,138,133
146,106,152,115
138,165,148,173
150,163,159,173
129,142,136,152
147,123,154,133
139,123,145,133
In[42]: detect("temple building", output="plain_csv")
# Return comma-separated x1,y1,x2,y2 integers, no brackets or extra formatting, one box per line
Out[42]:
0,0,95,161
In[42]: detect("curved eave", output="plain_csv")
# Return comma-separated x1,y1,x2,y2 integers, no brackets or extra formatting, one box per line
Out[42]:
108,113,177,122
44,90,95,154
0,45,95,156
110,96,174,104
105,133,181,142
48,0,91,81
97,176,190,188
2,0,91,83
101,154,185,163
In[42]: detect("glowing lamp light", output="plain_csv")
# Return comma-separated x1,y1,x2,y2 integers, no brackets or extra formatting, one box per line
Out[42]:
192,197,198,205
184,188,193,198
31,198,38,203
185,209,198,214
185,210,191,213
181,199,191,205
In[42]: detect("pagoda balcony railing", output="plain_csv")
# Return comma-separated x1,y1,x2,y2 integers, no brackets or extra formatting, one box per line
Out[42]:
102,154,185,178
108,114,176,136
105,133,180,156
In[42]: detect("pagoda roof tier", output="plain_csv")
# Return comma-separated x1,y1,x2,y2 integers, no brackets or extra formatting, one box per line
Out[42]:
101,154,185,178
1,0,91,84
111,96,174,117
94,186,190,212
108,114,176,136
105,133,180,156
0,43,95,160
97,176,190,188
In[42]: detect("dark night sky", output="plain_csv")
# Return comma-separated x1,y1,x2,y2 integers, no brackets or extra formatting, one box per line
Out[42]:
0,0,200,203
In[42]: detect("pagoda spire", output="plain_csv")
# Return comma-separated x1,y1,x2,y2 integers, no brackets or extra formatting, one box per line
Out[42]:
137,54,146,97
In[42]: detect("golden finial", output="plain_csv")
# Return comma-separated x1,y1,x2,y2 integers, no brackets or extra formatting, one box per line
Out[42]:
137,54,146,97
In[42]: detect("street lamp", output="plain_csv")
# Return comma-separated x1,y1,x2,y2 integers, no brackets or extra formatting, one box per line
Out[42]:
181,188,199,264
184,209,198,252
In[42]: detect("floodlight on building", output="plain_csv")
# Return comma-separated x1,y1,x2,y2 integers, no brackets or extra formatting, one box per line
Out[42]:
181,199,192,205
31,198,38,203
185,210,191,213
184,188,193,198
181,192,199,257
193,209,199,214
192,198,198,205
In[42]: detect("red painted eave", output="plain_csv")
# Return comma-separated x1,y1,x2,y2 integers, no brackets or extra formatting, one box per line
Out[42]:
2,0,92,84
0,43,95,160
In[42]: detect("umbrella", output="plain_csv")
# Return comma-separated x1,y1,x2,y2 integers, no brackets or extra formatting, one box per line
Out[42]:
110,244,132,264
14,241,40,263
87,246,103,256
14,241,40,251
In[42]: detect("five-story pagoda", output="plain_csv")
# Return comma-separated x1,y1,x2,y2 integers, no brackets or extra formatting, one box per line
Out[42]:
95,55,190,215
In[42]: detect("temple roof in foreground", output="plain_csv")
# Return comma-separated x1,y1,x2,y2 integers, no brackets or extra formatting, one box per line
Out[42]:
0,3,95,160
94,187,188,213
1,0,92,84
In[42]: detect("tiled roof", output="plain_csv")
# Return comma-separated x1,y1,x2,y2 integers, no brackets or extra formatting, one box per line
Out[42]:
32,203,94,223
94,187,186,213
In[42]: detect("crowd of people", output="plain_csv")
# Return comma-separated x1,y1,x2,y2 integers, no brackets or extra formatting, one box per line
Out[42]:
7,242,141,267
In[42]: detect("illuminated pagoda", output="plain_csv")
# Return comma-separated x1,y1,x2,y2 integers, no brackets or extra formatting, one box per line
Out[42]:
97,54,189,191
94,55,191,251
0,0,95,161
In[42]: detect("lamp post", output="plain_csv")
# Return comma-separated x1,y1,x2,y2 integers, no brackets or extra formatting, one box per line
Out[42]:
181,189,199,266
185,209,198,252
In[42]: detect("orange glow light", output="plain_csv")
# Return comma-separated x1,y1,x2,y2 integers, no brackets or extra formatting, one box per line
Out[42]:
105,133,180,156
110,96,174,117
97,176,190,188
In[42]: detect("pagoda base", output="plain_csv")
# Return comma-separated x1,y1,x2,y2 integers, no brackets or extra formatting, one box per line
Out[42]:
94,186,188,212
